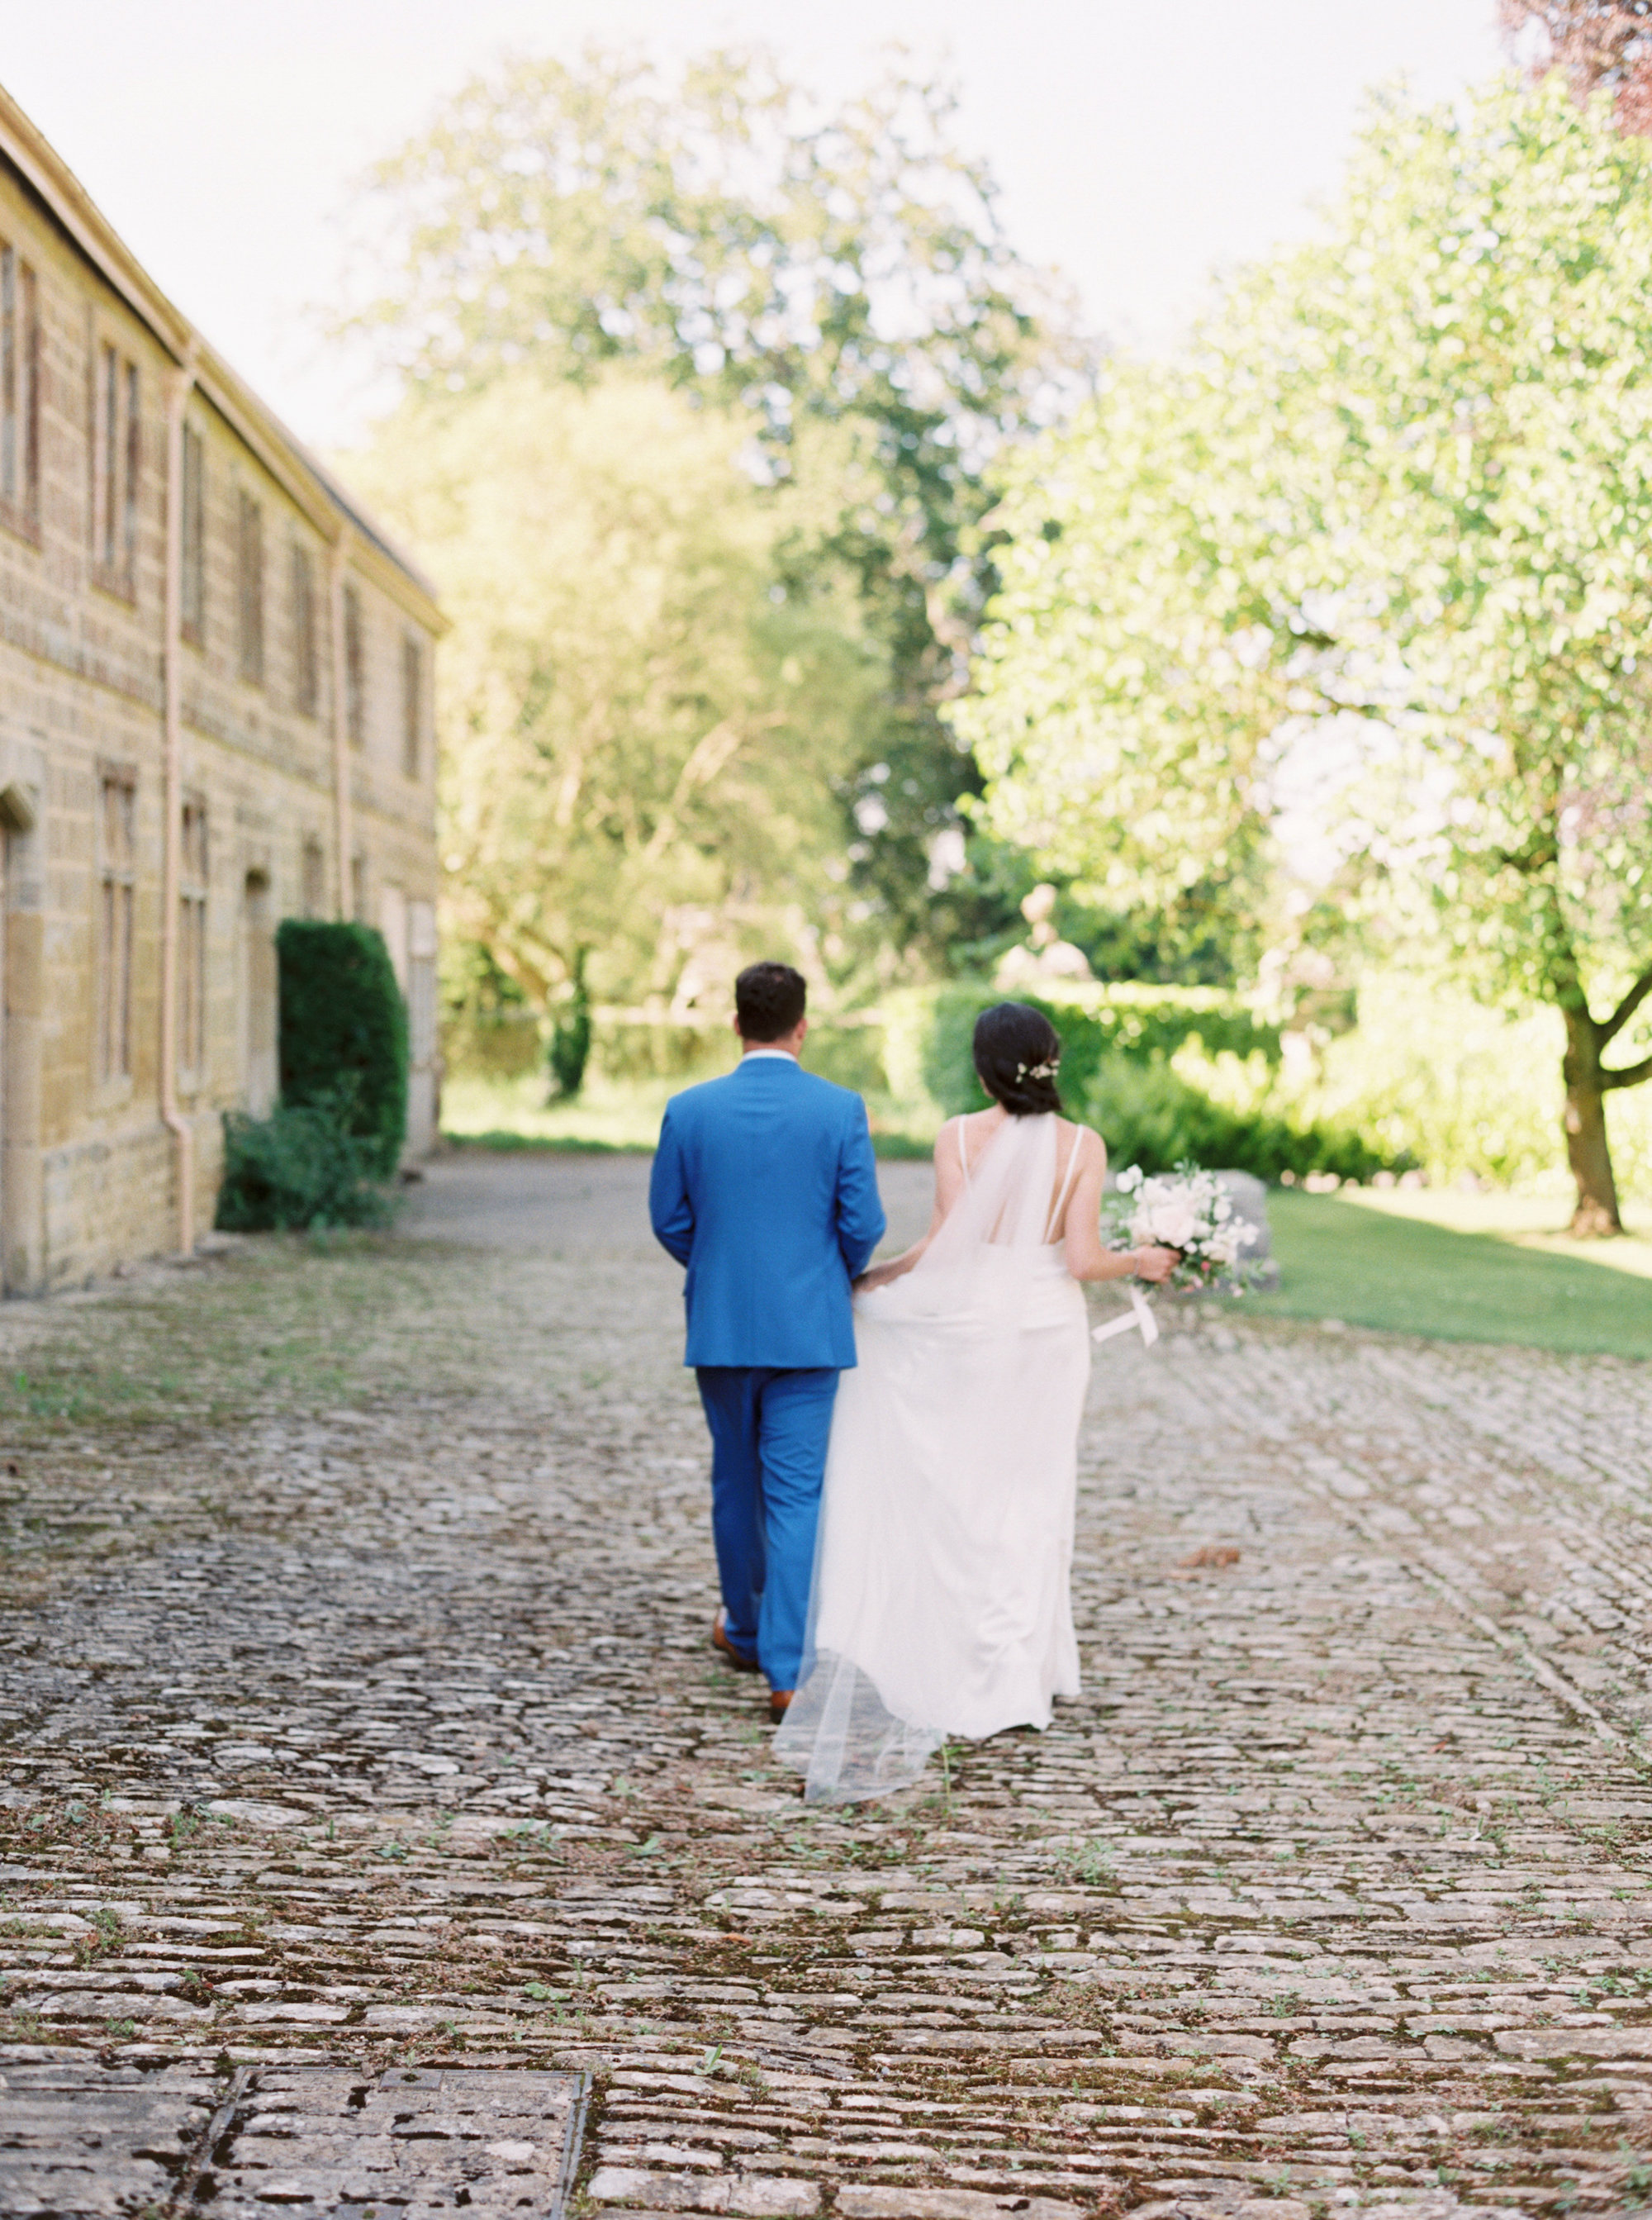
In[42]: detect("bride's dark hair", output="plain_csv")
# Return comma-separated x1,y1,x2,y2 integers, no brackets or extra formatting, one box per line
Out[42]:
972,1002,1064,1117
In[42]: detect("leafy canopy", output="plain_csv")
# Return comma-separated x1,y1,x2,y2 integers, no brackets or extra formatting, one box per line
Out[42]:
349,46,1063,482
344,43,1082,973
960,72,1652,1043
345,372,889,1015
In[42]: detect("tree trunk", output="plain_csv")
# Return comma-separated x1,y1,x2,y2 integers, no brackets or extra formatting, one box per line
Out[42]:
1562,1008,1623,1237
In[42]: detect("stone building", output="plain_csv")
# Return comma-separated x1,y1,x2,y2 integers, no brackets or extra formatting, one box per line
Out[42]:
0,85,444,1293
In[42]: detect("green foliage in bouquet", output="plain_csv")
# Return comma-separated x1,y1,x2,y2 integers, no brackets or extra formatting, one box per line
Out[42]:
278,921,408,1179
1102,1161,1265,1293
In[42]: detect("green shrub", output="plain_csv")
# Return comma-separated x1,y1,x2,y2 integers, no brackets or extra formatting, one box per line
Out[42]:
1085,1053,1399,1184
882,979,1282,1118
215,1091,395,1232
547,953,593,1099
548,1004,592,1099
277,921,408,1177
1301,972,1594,1192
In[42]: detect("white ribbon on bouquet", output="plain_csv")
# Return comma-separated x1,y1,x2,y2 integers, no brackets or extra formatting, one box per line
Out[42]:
1091,1283,1160,1349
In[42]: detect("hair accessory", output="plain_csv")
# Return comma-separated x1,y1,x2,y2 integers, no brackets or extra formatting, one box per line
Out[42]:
1014,1058,1060,1082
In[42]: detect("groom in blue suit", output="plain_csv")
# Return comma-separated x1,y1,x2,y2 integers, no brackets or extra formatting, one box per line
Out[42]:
649,963,885,1719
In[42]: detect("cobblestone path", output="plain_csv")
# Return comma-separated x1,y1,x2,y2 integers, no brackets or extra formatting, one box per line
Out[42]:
3,1152,1652,2217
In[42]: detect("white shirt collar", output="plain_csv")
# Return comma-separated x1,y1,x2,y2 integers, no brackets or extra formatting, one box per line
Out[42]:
742,1047,798,1062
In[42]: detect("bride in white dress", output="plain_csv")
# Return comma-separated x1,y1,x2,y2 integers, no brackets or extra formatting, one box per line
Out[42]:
774,1002,1176,1804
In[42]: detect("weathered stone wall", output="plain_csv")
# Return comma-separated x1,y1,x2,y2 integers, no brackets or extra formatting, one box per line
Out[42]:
0,152,440,1291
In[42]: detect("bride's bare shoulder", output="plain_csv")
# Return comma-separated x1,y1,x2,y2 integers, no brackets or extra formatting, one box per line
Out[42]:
934,1109,994,1148
1057,1118,1107,1167
934,1109,995,1186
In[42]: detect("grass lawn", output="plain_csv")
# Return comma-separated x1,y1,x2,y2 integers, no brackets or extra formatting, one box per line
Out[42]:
1254,1190,1652,1359
1332,1182,1652,1277
440,1070,939,1158
441,1070,1651,1355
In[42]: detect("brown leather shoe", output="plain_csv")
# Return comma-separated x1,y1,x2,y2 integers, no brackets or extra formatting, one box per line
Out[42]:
711,1609,759,1674
768,1690,794,1725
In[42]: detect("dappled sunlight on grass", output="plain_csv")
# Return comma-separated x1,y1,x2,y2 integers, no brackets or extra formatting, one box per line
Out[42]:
440,1071,941,1158
1332,1183,1652,1280
440,1072,681,1150
1256,1192,1652,1359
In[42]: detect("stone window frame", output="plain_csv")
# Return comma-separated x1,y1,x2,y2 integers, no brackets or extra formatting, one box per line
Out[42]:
407,898,438,1070
180,417,206,645
401,630,423,781
0,236,40,546
292,539,320,718
300,832,325,920
95,765,137,1088
88,329,140,603
178,793,209,1087
344,580,366,749
236,486,264,687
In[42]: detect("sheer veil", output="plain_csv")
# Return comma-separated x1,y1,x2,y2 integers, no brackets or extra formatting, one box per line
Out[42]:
776,1114,1079,1804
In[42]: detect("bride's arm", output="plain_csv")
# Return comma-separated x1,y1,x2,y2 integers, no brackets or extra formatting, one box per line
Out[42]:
1061,1129,1176,1284
852,1120,966,1291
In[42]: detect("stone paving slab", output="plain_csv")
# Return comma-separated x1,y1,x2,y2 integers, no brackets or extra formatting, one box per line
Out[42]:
0,2057,220,2214
0,2057,585,2216
207,2063,585,2215
0,1153,1650,2214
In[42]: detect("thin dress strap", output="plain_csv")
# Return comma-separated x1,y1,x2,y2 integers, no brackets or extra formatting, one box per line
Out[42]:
1044,1124,1086,1243
957,1119,971,1186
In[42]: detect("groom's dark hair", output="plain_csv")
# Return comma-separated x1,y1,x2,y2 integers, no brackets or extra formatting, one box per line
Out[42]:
736,962,807,1041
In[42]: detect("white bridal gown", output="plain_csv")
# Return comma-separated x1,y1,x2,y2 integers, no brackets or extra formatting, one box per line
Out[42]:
775,1111,1090,1804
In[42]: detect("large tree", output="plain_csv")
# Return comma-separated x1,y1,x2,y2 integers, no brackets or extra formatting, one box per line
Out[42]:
345,44,1082,973
346,373,888,1019
957,74,1652,1234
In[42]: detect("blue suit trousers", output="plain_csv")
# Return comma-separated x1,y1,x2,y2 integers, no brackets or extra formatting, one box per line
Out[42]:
695,1365,839,1693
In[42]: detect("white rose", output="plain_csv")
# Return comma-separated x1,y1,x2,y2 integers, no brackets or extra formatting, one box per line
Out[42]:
1146,1200,1199,1248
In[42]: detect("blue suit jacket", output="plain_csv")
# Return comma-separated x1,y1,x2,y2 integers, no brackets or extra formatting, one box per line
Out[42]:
648,1055,886,1369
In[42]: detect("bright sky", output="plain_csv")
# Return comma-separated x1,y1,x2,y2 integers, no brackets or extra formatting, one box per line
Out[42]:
9,0,1506,449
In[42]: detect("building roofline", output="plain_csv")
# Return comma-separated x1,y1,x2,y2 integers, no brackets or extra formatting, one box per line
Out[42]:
0,78,446,635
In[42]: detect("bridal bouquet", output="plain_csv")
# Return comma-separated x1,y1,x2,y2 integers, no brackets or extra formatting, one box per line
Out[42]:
1103,1162,1262,1295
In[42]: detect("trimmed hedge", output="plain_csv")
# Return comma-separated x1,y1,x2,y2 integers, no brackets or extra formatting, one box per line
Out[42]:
878,978,1403,1183
883,979,1282,1119
278,921,408,1178
1084,1054,1400,1185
